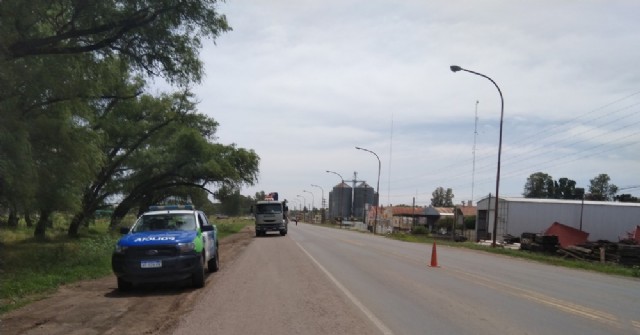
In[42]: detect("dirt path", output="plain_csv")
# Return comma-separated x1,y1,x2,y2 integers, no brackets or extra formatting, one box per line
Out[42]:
0,227,254,335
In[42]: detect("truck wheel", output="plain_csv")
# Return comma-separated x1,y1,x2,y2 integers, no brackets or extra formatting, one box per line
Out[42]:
280,230,287,236
192,255,205,288
117,277,133,292
208,246,220,272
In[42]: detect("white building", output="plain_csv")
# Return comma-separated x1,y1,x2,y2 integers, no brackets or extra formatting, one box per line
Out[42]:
476,196,640,242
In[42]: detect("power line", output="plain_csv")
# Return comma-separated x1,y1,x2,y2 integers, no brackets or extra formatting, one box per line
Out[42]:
387,91,640,199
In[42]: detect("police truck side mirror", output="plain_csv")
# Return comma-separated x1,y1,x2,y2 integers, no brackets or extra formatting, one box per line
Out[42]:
250,205,254,214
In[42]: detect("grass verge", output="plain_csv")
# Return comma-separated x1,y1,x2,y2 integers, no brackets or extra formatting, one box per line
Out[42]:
387,232,640,278
214,217,253,239
0,216,253,315
0,219,119,314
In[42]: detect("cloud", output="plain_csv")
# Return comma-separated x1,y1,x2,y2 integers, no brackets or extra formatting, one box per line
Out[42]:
191,0,640,204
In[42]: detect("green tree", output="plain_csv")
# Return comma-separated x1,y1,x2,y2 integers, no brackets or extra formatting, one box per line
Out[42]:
189,188,217,214
0,0,233,233
30,102,102,238
214,184,243,216
68,87,189,236
554,177,578,199
614,194,639,203
1,0,231,85
107,116,260,229
254,191,267,201
523,172,555,198
431,187,454,207
587,173,618,201
0,54,108,223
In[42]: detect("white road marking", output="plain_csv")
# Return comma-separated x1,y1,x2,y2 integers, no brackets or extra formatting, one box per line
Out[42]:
295,241,394,335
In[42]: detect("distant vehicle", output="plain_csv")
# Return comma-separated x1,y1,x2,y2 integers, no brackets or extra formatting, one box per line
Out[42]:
252,192,289,237
111,205,219,291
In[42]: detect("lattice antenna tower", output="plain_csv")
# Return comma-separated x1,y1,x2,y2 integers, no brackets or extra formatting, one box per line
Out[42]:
471,100,479,205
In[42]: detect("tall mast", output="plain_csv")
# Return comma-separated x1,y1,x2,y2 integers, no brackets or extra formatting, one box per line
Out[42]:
471,100,479,205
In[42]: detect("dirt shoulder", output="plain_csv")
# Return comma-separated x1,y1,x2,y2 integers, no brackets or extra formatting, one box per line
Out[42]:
0,226,254,335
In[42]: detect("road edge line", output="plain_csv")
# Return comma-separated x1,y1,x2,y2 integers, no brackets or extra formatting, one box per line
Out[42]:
295,241,394,335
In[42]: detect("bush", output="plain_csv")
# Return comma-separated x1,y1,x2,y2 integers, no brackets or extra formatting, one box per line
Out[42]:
464,216,476,230
411,225,428,235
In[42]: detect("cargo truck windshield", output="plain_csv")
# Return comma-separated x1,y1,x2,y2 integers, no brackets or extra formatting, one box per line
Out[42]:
256,204,282,214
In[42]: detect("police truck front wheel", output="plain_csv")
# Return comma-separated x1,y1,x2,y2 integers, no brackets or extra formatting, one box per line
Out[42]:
192,255,205,288
117,277,133,292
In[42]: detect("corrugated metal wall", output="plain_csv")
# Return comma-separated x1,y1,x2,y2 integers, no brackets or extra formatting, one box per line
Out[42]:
476,197,640,241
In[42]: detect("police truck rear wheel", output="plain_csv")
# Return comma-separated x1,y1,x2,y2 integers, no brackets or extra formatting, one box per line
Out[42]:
208,246,220,272
192,255,205,288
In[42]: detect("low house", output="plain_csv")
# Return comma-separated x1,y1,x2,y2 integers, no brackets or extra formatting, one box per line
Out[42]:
456,204,477,240
425,206,454,231
387,206,427,232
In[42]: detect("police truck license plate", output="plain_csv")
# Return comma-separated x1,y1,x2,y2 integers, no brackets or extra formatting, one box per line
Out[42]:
141,260,162,268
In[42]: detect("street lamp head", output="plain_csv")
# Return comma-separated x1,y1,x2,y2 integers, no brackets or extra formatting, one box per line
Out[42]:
355,146,362,150
450,65,463,72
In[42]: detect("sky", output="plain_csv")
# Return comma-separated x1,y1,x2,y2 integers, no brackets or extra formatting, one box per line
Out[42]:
173,1,640,208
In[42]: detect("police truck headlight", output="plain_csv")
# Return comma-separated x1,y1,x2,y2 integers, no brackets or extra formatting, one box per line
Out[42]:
177,242,195,253
114,244,128,254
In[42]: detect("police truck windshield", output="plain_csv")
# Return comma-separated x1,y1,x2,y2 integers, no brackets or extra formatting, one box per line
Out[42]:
131,214,197,232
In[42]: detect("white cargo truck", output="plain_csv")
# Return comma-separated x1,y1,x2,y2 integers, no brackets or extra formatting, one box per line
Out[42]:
252,192,288,237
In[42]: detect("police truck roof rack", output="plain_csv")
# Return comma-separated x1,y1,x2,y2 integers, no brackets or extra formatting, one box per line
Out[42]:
148,205,195,211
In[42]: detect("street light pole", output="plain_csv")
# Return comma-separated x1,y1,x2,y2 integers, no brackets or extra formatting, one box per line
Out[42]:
311,184,325,223
355,146,381,235
326,170,345,227
303,190,315,222
296,194,306,222
450,65,504,248
310,184,325,209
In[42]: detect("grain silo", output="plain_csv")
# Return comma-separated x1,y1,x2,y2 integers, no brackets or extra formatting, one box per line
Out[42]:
328,182,352,220
353,182,375,219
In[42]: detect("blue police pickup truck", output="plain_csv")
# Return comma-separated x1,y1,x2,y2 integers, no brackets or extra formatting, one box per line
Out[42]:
112,205,219,291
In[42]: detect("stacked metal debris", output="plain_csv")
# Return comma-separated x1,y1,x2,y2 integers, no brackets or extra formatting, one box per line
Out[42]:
618,243,640,267
520,233,559,253
552,240,640,267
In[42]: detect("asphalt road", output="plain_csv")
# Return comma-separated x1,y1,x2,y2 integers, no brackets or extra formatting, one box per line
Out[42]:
171,225,385,335
173,223,640,335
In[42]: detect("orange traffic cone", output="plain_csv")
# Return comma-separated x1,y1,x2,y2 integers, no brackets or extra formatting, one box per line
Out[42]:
429,241,439,267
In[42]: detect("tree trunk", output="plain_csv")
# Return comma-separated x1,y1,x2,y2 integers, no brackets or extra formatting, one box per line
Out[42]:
69,190,101,237
8,206,19,227
110,204,131,229
34,209,51,239
109,192,147,229
68,211,88,237
24,211,33,228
